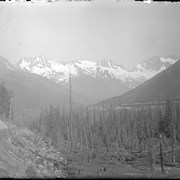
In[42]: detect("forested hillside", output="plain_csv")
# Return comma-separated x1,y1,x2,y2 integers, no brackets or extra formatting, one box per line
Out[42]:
0,82,12,119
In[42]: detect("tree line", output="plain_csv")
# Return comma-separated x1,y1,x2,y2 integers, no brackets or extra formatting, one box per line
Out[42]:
0,82,13,120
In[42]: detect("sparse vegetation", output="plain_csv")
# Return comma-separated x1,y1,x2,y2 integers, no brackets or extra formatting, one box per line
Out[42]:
25,98,180,177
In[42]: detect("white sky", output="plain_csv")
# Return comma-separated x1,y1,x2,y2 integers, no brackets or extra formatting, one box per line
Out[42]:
0,0,180,69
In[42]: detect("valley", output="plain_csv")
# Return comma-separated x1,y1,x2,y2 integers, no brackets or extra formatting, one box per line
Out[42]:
0,1,180,178
16,55,178,100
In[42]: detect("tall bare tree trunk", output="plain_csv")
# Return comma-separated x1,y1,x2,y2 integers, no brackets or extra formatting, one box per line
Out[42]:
86,107,93,150
9,97,12,121
151,109,155,171
68,65,73,150
148,136,155,172
159,133,164,174
102,102,109,152
172,105,176,166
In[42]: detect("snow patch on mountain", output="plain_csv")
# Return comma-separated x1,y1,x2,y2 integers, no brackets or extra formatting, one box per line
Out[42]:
0,56,15,70
160,57,176,64
16,57,137,83
75,60,97,69
132,56,178,79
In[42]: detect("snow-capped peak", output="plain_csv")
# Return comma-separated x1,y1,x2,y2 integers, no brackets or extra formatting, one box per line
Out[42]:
0,56,15,70
16,56,77,82
132,56,179,79
98,59,113,68
16,56,134,83
16,55,51,69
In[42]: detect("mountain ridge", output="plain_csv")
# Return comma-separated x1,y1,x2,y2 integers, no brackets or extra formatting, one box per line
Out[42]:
16,55,178,84
98,59,180,108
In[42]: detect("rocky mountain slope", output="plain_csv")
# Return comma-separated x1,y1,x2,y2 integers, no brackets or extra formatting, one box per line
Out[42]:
0,119,66,178
16,55,178,99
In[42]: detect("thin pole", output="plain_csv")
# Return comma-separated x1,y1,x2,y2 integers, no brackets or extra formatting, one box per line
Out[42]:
159,133,164,174
68,64,73,150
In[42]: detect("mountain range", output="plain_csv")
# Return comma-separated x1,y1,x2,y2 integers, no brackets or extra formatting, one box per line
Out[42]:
16,55,178,100
98,58,180,108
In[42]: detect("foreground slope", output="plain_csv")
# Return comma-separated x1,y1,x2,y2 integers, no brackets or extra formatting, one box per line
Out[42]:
99,59,180,107
0,119,66,178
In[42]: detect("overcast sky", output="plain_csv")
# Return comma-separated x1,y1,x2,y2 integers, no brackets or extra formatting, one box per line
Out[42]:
0,0,180,69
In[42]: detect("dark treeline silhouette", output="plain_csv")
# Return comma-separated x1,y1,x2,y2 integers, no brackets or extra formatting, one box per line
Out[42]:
0,82,13,120
27,98,180,172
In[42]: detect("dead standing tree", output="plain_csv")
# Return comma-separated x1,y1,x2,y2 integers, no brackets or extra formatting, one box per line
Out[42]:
9,90,13,121
159,133,165,174
171,103,176,166
146,107,155,172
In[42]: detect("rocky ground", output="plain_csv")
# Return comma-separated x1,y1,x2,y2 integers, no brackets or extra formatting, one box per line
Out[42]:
0,119,67,178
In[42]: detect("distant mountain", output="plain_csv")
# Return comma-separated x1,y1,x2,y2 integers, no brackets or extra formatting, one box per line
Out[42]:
98,59,180,108
131,56,178,79
0,56,15,72
16,56,137,83
0,56,94,117
16,55,179,100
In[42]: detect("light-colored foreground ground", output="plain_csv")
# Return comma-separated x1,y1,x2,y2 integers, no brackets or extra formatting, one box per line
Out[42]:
0,120,67,178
